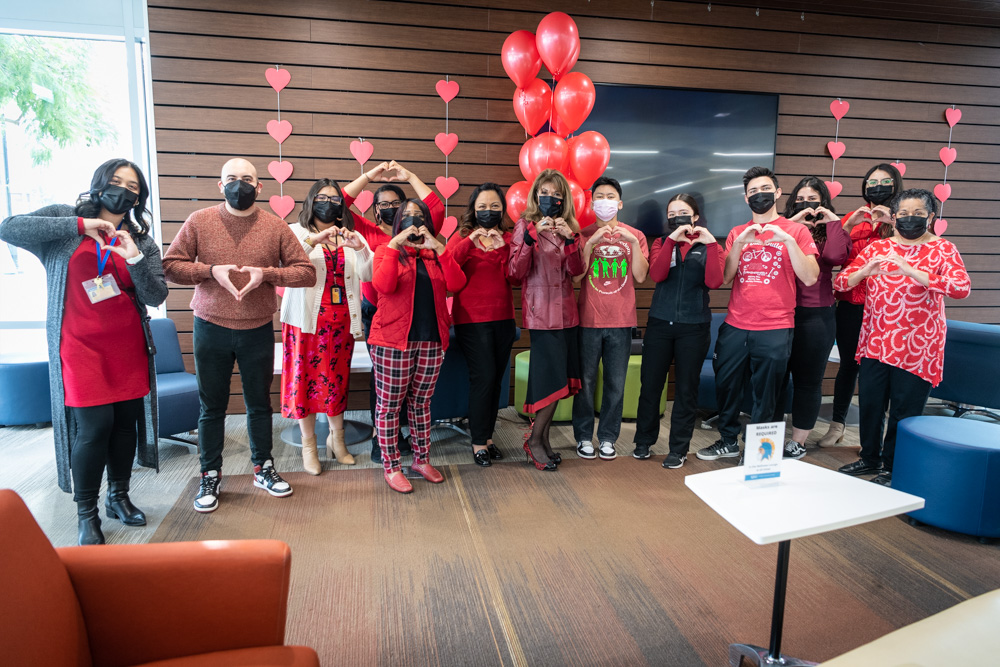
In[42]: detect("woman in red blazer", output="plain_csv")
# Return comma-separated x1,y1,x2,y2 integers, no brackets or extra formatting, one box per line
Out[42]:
369,198,467,493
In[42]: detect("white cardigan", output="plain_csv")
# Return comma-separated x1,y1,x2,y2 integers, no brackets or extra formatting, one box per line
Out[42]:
279,223,373,339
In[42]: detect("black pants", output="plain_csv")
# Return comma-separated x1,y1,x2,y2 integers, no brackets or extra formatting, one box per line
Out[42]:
193,316,274,473
773,305,836,431
714,323,794,446
454,320,516,446
831,302,865,424
68,398,144,502
362,297,407,440
857,358,931,472
635,318,711,456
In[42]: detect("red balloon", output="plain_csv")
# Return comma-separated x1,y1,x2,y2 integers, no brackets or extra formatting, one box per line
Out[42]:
569,131,610,190
518,138,536,182
535,12,580,81
528,132,569,177
549,111,572,138
577,189,596,229
554,72,595,134
568,179,586,221
506,180,530,222
501,30,542,89
513,78,551,136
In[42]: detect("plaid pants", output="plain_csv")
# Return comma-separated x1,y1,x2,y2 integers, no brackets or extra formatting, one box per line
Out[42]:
370,341,445,472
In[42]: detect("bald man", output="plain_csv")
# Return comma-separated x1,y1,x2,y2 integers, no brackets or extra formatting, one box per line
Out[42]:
164,157,315,513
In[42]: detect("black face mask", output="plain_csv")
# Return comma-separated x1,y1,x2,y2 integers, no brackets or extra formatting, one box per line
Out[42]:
895,215,928,240
379,206,400,227
400,215,425,243
313,200,343,224
476,210,503,228
224,180,258,210
537,195,564,218
99,185,138,216
666,215,692,231
793,201,822,222
747,192,776,215
866,185,893,206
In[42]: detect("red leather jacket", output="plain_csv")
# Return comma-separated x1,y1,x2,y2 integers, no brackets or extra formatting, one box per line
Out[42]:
369,245,467,351
508,218,585,330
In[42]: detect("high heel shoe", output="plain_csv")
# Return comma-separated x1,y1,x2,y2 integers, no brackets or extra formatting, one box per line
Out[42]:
549,452,562,465
523,441,557,471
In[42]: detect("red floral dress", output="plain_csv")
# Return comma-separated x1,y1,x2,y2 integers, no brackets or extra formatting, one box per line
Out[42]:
281,246,354,418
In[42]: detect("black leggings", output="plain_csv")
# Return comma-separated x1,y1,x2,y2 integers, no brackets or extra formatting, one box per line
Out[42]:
68,398,144,502
774,305,837,431
831,302,864,424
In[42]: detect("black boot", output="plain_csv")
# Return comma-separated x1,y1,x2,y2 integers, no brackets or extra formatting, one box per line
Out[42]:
105,480,147,526
77,499,106,546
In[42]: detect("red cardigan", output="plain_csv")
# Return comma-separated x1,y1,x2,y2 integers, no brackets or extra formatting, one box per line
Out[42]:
368,244,467,351
447,232,517,325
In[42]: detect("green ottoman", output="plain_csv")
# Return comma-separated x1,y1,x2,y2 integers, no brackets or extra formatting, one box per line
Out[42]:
595,355,666,419
514,351,575,421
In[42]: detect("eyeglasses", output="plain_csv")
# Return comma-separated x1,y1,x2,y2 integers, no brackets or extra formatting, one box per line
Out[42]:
866,178,895,187
314,195,343,203
376,200,403,209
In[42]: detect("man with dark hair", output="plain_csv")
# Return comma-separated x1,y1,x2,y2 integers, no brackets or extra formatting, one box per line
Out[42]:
697,166,820,462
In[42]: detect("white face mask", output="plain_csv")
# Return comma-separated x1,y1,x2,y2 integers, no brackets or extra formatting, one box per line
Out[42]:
593,199,619,222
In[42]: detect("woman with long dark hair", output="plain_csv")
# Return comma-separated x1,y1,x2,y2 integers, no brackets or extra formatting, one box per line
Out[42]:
447,183,517,466
280,178,373,474
0,159,167,545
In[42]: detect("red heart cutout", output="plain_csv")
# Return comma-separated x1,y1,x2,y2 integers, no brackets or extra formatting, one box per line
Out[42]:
267,160,293,184
435,79,460,103
934,218,948,236
434,132,459,156
892,161,907,176
829,99,850,120
265,67,290,93
825,180,843,199
939,147,957,166
945,108,962,127
827,141,846,161
266,119,292,144
349,140,374,166
435,176,459,200
440,216,458,239
353,190,374,214
933,183,952,203
268,195,295,219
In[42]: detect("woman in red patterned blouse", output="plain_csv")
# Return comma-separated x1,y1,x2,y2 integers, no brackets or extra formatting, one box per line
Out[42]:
833,188,971,486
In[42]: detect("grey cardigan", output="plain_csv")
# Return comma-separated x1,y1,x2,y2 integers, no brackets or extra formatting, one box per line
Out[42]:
0,205,169,493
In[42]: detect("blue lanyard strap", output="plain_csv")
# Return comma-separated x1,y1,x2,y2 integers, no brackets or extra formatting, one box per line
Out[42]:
95,224,123,276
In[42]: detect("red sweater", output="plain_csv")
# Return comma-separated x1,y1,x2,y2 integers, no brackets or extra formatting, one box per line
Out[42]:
835,212,885,306
368,245,467,351
446,232,516,325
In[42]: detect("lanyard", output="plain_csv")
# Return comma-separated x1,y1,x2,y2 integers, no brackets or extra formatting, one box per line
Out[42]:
95,224,123,276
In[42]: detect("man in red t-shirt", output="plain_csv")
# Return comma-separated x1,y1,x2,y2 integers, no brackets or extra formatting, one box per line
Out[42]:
696,167,819,462
573,176,649,460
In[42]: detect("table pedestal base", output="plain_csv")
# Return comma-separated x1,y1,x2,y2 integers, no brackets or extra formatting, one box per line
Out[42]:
729,644,817,667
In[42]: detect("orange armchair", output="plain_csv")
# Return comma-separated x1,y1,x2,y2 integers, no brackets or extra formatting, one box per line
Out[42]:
0,489,319,666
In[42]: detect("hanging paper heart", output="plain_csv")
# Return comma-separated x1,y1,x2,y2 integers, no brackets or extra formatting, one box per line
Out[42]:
827,141,846,160
933,183,952,203
892,161,907,176
829,100,850,120
939,147,957,166
267,160,294,184
441,216,458,239
268,195,295,219
434,132,459,156
266,119,292,144
435,176,459,200
435,80,460,103
825,180,843,199
934,218,948,236
265,67,291,93
353,190,374,214
349,140,374,166
945,108,962,127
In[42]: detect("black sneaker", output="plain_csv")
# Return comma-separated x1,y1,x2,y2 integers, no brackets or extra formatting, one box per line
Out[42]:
194,470,221,513
598,441,617,460
398,434,413,455
838,459,882,476
696,439,740,461
253,460,293,497
783,440,807,460
871,472,892,486
371,440,383,465
632,443,651,460
576,441,597,460
662,453,686,469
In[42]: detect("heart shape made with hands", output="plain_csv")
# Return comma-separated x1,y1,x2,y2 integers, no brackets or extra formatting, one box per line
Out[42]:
945,107,962,127
265,67,291,92
267,160,293,184
827,141,846,161
266,119,292,144
353,190,374,214
475,231,503,252
829,99,850,120
939,147,957,166
441,215,458,239
215,266,260,301
435,177,459,200
435,79,460,103
825,180,843,199
893,161,907,176
934,218,949,236
269,195,295,219
349,140,374,166
435,132,459,156
934,183,952,203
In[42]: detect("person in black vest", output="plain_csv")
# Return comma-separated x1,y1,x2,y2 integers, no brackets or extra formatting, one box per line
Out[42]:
633,194,724,469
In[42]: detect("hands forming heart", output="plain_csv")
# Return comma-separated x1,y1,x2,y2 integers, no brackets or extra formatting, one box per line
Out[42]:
212,264,264,301
736,223,764,246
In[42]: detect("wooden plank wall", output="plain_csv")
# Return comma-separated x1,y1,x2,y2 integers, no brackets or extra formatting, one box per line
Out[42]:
148,0,1000,413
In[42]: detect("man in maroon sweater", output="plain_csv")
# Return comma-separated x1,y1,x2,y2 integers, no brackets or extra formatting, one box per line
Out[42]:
163,158,315,513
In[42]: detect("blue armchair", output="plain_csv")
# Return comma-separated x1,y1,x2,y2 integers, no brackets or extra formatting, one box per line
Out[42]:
151,318,200,451
928,320,1000,420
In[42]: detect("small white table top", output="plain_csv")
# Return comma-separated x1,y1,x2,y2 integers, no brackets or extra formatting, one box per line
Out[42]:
273,341,372,374
685,460,924,545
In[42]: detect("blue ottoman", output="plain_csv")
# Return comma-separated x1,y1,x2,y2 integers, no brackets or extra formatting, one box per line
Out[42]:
0,351,52,427
893,416,1000,540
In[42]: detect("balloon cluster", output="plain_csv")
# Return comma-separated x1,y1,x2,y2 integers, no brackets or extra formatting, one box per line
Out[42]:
500,12,610,227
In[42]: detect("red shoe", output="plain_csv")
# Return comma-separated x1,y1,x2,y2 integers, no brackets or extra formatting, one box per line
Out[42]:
384,470,413,494
411,462,444,483
523,441,557,471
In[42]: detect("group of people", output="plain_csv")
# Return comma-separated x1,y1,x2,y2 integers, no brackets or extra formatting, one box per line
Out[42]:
0,155,969,545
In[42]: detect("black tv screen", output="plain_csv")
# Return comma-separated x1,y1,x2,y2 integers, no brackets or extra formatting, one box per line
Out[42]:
584,84,779,240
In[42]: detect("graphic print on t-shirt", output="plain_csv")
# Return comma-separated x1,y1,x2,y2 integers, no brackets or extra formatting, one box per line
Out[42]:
588,236,631,296
738,242,784,286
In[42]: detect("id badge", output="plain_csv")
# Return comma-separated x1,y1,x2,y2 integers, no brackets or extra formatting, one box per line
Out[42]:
330,286,344,305
83,274,121,304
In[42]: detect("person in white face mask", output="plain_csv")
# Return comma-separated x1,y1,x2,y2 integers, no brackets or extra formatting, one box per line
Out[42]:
572,176,649,462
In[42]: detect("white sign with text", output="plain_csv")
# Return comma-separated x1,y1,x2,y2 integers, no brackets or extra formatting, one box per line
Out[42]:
743,421,786,486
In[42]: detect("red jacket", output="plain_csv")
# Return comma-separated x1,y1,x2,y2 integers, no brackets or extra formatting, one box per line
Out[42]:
369,245,467,351
447,232,517,325
836,212,884,306
508,218,585,330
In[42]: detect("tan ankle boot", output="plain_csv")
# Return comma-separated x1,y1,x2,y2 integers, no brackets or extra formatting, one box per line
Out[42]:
301,434,322,475
328,428,356,465
818,421,846,447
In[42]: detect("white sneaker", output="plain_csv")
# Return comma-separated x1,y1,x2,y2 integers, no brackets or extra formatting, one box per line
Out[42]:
598,441,617,460
576,441,596,460
194,470,221,513
253,460,293,497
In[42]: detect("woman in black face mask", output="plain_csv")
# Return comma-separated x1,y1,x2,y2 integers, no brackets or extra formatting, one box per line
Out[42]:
818,163,903,447
279,179,373,475
447,183,517,466
0,158,167,545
